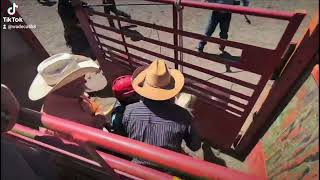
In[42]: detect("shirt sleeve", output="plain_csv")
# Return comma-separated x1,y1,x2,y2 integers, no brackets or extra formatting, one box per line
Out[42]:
184,113,202,151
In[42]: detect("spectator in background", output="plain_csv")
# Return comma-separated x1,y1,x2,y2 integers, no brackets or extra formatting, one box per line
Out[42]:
103,0,131,28
122,60,202,170
197,0,250,52
58,0,96,59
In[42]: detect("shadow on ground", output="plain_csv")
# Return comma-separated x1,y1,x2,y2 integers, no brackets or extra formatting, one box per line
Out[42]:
203,51,243,73
121,25,145,42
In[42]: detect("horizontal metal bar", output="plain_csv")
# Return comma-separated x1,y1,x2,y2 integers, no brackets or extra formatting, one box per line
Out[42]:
186,84,245,113
101,46,249,108
37,113,257,179
11,124,173,180
92,22,244,68
96,33,256,90
184,74,250,101
7,131,122,178
188,83,247,109
183,86,242,117
100,43,151,65
176,29,256,50
146,0,297,20
91,10,174,33
91,11,262,51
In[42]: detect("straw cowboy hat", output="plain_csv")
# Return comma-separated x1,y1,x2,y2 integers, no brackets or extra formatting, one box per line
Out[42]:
28,53,107,101
132,60,184,101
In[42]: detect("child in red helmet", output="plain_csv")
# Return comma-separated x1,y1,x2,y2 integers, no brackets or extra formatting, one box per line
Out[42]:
111,75,139,136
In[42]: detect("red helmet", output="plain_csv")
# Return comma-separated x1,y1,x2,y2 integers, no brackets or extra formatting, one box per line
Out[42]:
112,75,135,101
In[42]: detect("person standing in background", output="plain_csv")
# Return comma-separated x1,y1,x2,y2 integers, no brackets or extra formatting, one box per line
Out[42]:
197,0,250,52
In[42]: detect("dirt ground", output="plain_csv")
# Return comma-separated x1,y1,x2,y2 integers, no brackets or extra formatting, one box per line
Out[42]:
14,0,319,174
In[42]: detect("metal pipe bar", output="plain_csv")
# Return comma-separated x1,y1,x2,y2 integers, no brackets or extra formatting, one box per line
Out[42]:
91,10,174,33
28,113,258,180
91,10,261,50
188,83,247,109
104,51,143,68
173,5,179,69
11,124,174,180
186,84,245,114
92,22,246,70
183,86,242,118
145,0,297,20
99,44,249,107
96,32,256,90
7,131,124,179
236,13,319,156
184,73,250,101
100,43,152,65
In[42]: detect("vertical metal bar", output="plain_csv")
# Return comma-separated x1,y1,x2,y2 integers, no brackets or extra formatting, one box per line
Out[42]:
173,5,179,69
274,13,305,58
89,20,104,55
71,0,114,81
236,11,319,158
113,1,133,71
178,7,184,72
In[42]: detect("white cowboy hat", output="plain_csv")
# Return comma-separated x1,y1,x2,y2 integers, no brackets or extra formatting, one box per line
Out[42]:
28,53,107,101
132,59,184,101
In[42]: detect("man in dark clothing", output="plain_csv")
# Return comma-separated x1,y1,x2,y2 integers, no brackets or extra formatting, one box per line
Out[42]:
122,60,202,170
197,0,250,52
103,0,131,28
58,0,96,59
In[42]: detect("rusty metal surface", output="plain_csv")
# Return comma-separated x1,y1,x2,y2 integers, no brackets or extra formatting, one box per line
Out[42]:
262,75,318,179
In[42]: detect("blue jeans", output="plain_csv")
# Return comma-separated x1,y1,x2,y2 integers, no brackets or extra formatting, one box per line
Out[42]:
198,11,232,50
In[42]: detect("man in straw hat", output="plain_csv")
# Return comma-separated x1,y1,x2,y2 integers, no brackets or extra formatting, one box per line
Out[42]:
28,53,109,130
122,60,202,169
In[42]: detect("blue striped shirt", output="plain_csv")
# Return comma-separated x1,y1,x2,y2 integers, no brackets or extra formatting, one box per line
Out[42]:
122,99,201,166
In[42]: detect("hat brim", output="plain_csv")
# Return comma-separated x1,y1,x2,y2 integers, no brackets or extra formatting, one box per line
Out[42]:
132,68,184,101
85,71,108,92
28,60,99,101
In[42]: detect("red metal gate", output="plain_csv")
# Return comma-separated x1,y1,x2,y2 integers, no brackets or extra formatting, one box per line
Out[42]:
72,0,305,158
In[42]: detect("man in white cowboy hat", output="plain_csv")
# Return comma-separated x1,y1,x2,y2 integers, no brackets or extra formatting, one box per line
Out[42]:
122,60,202,169
28,53,110,129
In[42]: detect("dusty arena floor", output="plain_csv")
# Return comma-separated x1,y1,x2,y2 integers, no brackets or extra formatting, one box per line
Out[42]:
14,0,319,173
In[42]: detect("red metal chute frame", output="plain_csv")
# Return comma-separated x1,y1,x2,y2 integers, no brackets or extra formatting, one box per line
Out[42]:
72,0,306,157
2,0,319,179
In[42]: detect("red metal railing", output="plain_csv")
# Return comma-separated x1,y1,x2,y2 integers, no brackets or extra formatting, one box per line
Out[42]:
13,109,259,180
11,124,173,180
72,0,306,152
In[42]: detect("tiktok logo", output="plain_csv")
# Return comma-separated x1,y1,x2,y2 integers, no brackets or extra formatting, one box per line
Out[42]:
7,2,18,16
